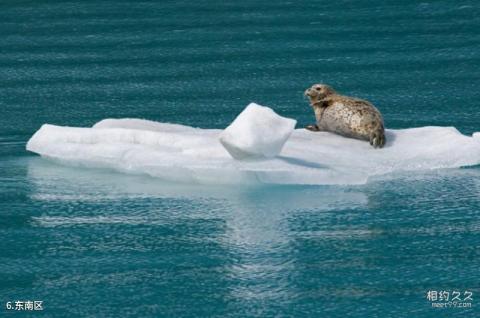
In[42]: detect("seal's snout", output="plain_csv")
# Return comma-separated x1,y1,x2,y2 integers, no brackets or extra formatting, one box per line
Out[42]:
305,87,318,98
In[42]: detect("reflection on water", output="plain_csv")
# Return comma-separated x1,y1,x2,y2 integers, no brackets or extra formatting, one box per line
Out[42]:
21,157,480,316
27,157,369,299
25,157,373,310
27,157,368,215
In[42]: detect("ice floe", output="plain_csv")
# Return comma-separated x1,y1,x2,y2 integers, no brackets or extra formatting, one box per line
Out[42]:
27,117,480,185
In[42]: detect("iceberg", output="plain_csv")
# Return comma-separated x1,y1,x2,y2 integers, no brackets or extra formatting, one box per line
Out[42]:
26,118,480,185
219,103,297,159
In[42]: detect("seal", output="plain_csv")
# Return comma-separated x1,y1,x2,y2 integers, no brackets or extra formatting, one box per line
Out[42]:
304,84,386,148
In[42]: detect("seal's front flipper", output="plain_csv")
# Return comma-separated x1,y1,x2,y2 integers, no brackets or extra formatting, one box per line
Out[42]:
306,124,320,132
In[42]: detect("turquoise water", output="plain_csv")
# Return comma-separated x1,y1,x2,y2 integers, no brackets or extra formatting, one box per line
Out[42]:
1,1,480,317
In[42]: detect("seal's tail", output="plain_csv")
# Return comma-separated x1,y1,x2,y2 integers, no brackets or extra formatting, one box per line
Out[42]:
369,124,386,148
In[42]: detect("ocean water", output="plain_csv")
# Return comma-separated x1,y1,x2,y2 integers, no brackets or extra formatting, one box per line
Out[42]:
1,1,480,317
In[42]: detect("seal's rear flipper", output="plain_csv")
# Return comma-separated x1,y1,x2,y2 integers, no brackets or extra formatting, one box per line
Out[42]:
370,129,386,148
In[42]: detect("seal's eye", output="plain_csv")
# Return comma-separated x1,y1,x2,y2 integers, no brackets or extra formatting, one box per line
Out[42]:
315,87,321,91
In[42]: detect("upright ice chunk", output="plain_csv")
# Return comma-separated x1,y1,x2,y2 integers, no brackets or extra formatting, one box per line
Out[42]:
219,103,297,159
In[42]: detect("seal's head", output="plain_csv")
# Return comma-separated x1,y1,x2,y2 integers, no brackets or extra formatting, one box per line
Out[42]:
304,84,336,106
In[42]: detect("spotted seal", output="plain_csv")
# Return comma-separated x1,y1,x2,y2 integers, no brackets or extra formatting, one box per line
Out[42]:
304,84,386,148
